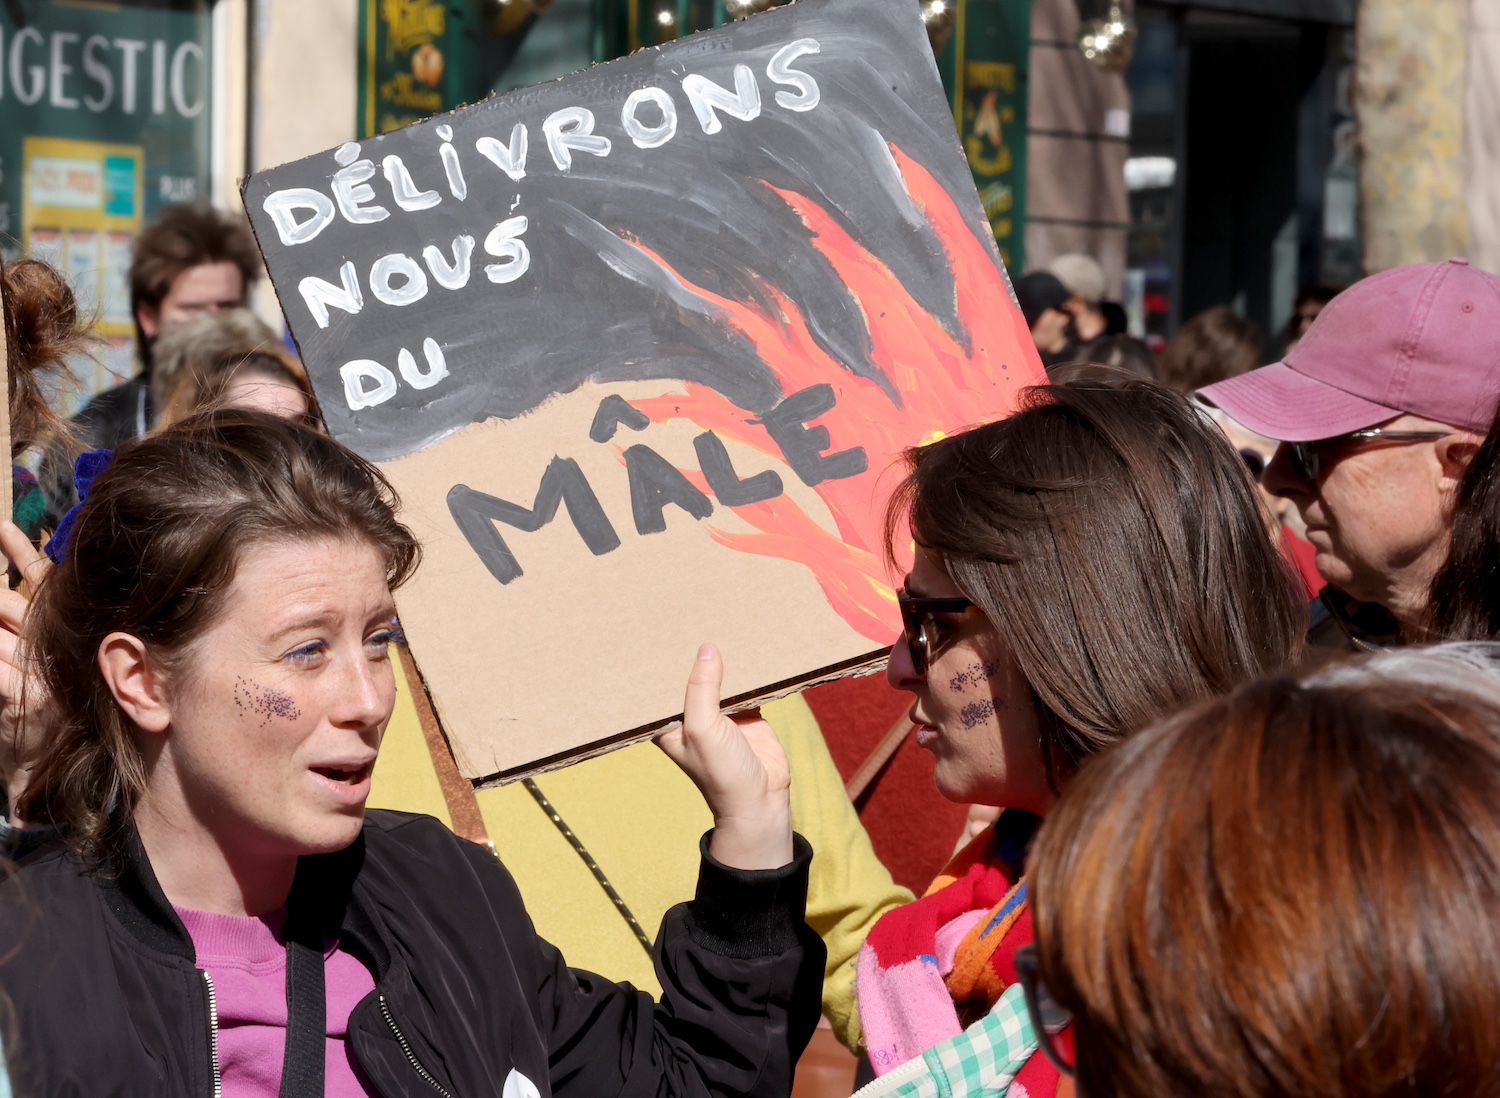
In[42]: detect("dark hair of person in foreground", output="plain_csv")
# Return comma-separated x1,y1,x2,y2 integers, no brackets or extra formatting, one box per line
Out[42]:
1028,643,1500,1097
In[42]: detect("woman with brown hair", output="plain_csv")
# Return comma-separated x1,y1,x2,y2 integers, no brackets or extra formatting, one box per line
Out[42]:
1023,643,1500,1097
1,411,821,1097
854,374,1303,1096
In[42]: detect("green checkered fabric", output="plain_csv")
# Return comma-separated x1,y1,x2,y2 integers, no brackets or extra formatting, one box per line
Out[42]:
850,983,1040,1098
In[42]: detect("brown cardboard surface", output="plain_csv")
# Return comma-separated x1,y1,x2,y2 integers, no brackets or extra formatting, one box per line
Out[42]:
387,380,888,782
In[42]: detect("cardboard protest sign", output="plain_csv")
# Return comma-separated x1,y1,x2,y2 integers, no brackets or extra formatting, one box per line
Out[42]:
243,0,1045,785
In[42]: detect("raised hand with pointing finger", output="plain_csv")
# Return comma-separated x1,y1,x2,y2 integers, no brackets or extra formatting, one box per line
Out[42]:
655,643,795,871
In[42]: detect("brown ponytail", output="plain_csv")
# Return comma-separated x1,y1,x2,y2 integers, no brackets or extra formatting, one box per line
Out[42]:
0,258,90,458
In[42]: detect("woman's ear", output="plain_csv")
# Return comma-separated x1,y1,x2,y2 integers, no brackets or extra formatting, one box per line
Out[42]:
98,633,172,733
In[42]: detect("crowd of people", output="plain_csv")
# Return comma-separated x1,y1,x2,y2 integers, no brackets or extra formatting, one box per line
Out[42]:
0,201,1498,1098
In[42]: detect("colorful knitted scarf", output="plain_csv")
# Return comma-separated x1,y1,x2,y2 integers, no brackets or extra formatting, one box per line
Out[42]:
857,810,1050,1087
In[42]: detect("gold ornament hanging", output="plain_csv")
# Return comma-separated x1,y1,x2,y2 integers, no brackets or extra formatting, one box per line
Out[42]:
1077,3,1137,74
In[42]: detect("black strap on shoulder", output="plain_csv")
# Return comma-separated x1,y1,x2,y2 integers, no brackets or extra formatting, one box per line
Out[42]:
278,840,363,1097
280,916,326,1098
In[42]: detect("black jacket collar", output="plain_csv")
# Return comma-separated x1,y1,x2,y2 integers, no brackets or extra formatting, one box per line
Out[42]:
97,825,372,967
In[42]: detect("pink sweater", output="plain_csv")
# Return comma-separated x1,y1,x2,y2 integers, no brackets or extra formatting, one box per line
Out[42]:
175,905,378,1097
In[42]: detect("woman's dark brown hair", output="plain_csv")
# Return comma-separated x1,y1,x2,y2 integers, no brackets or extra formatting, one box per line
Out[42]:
1159,304,1263,393
1431,401,1500,639
1,258,89,457
885,373,1303,782
1029,644,1500,1098
17,410,420,861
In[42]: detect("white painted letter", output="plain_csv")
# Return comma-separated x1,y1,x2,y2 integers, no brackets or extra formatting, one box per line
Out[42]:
10,28,44,105
682,65,761,135
542,107,611,171
382,154,440,212
369,253,429,306
82,35,114,112
299,261,364,329
398,338,449,390
436,124,467,199
170,41,204,117
767,38,821,111
475,123,528,181
342,360,398,410
263,188,336,246
50,32,79,109
332,158,390,225
483,216,530,284
423,235,474,290
621,87,678,149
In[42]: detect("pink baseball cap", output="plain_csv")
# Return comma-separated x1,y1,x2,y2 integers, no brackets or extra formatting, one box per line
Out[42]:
1198,258,1500,441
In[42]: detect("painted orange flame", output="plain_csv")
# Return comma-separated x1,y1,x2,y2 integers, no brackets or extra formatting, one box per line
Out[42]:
624,146,1045,645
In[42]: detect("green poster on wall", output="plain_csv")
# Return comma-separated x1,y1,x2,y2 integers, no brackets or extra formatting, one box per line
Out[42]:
936,0,1030,272
0,0,213,402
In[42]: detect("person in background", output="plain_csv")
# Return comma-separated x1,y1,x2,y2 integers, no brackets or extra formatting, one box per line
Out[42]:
150,310,316,429
854,375,1302,1097
1158,305,1263,394
1013,272,1077,368
1283,282,1341,353
40,205,262,522
2,411,823,1097
1065,334,1158,380
1199,260,1496,651
1046,254,1113,344
1025,643,1500,1096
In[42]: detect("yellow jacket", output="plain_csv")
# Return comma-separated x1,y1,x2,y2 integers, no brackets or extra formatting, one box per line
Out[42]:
369,667,912,1052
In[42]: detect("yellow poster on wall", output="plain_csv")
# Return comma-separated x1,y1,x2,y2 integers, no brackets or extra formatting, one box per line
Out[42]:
21,137,144,412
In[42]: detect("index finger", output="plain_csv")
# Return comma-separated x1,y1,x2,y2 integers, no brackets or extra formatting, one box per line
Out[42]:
0,521,48,590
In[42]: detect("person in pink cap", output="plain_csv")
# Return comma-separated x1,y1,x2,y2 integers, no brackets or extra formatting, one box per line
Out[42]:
1198,258,1500,650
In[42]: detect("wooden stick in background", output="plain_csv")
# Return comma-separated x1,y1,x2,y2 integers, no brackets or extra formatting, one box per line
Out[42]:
397,643,493,851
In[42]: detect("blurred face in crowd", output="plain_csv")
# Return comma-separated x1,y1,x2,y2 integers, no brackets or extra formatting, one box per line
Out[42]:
105,537,399,864
1030,306,1072,355
223,368,311,422
887,546,1054,813
137,261,246,341
1261,414,1477,626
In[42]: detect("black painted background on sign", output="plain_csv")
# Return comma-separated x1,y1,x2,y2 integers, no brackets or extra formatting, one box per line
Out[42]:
243,0,1006,465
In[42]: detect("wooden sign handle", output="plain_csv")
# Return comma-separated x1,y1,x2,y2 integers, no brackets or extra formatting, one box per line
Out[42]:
397,643,492,851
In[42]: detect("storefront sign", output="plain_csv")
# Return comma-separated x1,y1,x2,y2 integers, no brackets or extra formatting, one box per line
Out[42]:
0,0,212,401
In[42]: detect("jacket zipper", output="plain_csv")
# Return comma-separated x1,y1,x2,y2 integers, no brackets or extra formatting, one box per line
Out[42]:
202,970,222,1098
379,993,455,1097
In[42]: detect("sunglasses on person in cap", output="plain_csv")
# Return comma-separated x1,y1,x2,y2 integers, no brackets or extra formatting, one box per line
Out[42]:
1015,944,1076,1076
897,590,978,677
1284,427,1452,482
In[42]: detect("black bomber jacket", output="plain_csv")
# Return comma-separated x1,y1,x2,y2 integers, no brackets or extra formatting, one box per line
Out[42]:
0,810,824,1098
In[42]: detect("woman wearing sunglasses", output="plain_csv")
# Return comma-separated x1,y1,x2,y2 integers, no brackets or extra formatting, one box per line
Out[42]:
854,374,1302,1097
1023,643,1500,1096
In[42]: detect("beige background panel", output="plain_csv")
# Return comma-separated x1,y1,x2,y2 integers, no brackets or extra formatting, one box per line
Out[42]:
386,380,887,782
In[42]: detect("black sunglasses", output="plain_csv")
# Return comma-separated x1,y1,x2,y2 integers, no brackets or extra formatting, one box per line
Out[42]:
1014,944,1076,1076
1285,428,1450,482
897,591,976,677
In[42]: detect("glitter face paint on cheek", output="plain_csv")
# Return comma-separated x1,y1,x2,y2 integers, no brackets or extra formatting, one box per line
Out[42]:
233,676,303,726
949,658,1002,693
959,699,997,729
